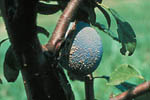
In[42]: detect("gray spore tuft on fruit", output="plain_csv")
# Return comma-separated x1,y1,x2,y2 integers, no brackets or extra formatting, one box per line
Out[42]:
59,21,103,76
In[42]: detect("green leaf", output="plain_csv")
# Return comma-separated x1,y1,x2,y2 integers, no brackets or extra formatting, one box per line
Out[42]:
89,7,96,25
0,78,2,84
0,38,8,47
115,82,136,92
107,64,144,85
4,46,20,82
93,23,120,42
108,8,136,56
96,3,111,29
37,2,61,15
37,26,49,37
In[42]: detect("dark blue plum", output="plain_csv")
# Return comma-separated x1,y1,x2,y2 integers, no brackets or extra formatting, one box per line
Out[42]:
59,21,103,76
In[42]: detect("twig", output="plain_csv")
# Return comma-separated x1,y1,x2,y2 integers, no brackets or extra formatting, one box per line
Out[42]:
46,0,83,55
110,81,150,100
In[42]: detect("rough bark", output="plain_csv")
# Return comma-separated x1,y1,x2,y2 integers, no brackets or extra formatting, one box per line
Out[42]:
110,81,150,100
0,0,75,100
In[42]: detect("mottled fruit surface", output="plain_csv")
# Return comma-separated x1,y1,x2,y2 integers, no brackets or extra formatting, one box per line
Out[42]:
59,22,103,76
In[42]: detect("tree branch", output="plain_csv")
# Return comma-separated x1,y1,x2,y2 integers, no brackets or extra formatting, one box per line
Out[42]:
1,0,74,100
110,81,150,100
46,0,83,55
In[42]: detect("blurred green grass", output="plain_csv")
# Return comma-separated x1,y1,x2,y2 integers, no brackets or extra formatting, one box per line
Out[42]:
0,0,150,100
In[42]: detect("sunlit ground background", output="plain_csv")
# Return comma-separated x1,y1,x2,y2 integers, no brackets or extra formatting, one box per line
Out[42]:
0,0,150,100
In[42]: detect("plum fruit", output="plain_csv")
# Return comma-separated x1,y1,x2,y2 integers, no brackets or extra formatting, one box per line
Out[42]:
59,21,103,76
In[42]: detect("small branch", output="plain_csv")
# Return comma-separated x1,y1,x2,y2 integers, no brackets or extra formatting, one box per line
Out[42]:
46,0,83,54
85,74,95,100
110,81,150,100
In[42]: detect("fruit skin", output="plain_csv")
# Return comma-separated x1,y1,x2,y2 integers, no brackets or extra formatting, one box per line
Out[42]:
59,21,103,76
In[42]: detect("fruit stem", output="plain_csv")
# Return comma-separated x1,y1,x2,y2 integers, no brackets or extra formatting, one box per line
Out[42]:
85,74,96,100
